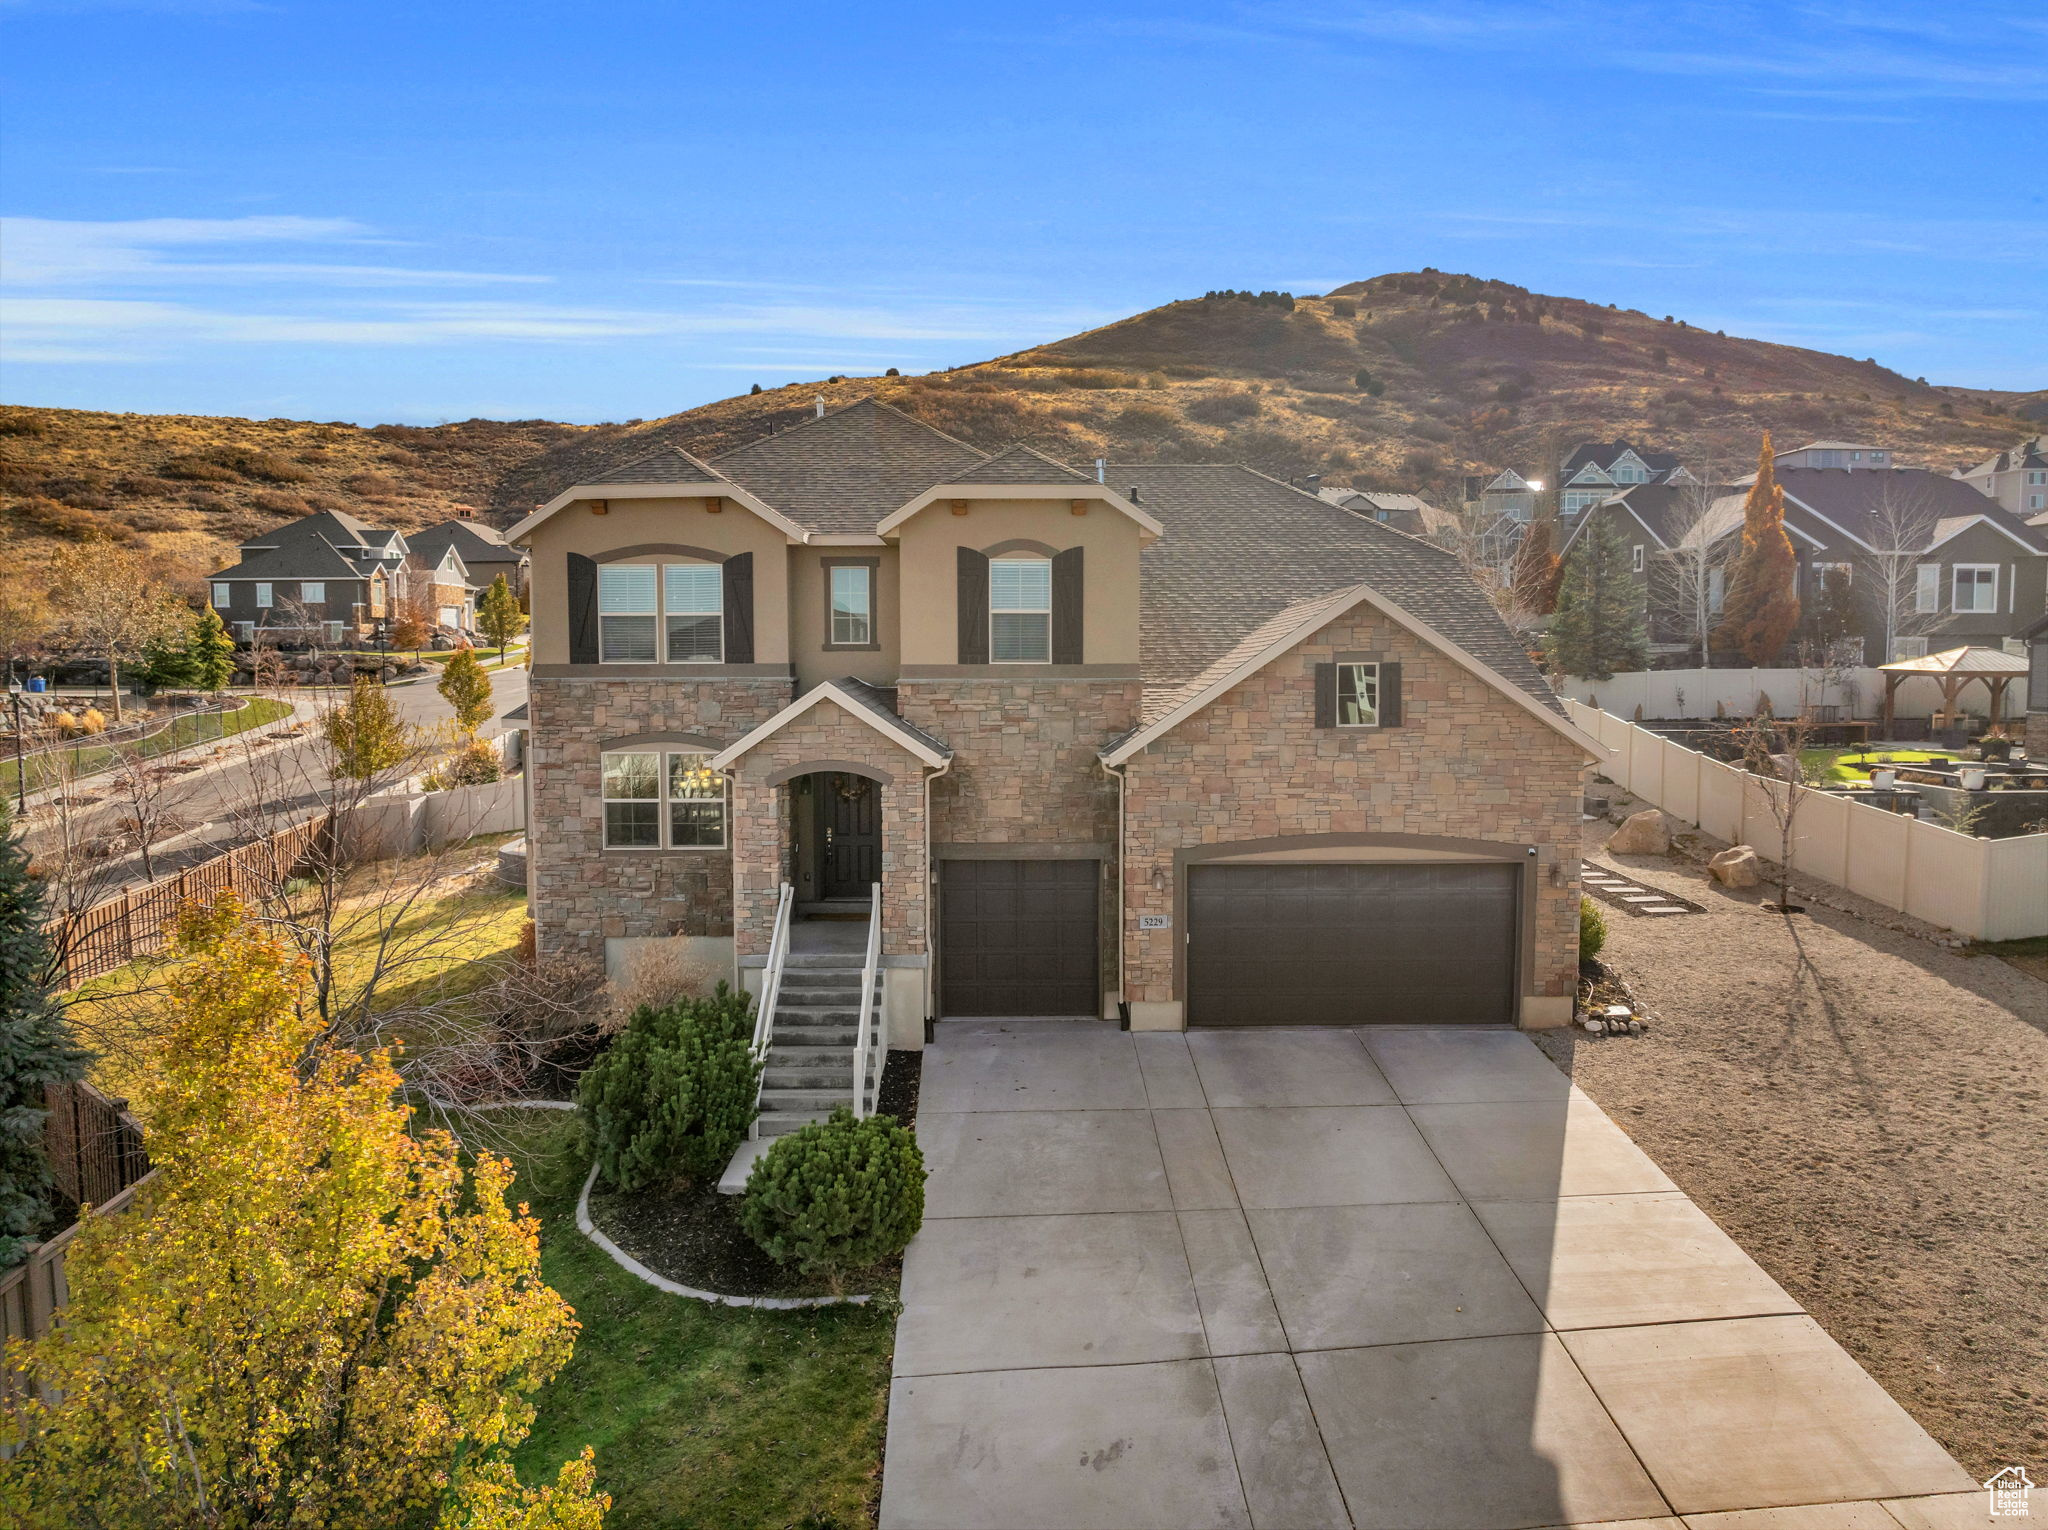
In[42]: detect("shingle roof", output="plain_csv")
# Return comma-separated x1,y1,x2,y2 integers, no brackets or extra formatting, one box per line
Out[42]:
1115,464,1561,715
1137,588,1359,725
213,538,366,583
589,446,727,485
1778,467,2048,553
951,444,1096,486
409,518,526,573
707,398,985,534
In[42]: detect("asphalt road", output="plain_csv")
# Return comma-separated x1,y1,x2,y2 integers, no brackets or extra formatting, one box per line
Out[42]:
22,664,529,902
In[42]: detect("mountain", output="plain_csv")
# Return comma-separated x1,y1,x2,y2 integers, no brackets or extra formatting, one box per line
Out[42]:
2,272,2037,584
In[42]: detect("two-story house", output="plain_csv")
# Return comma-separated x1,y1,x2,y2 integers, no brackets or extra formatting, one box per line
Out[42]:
1556,441,1698,515
512,400,1603,1059
208,508,409,642
1770,440,1897,472
1955,434,2048,519
408,517,530,597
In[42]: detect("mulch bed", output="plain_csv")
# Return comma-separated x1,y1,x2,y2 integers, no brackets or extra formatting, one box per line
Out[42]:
585,1049,925,1301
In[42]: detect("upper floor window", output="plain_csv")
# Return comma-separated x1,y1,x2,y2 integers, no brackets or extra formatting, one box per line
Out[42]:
300,581,325,604
211,582,230,607
990,557,1052,663
602,748,727,848
1631,544,1645,573
597,562,724,664
829,564,873,647
1336,662,1379,727
1914,563,1940,612
255,582,274,609
1952,564,1998,614
664,563,723,662
2028,471,2046,486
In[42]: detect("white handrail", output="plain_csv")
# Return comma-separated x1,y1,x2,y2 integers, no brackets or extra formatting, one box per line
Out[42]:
852,880,883,1119
752,882,795,1059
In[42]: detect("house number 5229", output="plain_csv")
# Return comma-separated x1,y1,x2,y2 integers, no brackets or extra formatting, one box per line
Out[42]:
1138,915,1171,930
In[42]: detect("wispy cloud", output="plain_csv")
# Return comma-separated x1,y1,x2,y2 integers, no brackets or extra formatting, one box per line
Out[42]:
0,215,544,287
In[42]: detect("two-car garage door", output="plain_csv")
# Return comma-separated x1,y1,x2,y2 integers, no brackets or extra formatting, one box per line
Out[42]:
1187,862,1518,1027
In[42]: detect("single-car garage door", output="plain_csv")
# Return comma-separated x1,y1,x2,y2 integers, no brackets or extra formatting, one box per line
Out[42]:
941,860,1100,1017
1187,862,1517,1026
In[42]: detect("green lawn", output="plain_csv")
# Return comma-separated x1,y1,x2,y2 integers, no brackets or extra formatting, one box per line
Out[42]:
1802,748,1957,784
2,696,294,797
491,1111,896,1530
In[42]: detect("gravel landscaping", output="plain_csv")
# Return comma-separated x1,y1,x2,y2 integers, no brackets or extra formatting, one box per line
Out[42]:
1537,821,2048,1479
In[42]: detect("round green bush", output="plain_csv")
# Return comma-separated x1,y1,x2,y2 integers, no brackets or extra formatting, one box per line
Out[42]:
740,1108,926,1280
1579,895,1608,962
578,983,761,1193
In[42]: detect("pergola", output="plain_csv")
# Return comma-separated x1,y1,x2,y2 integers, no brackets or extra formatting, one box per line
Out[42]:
1879,645,2030,733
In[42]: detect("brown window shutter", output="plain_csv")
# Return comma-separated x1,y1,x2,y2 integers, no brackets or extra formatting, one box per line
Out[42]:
567,553,598,663
722,552,754,663
1313,663,1336,728
957,546,990,664
1379,661,1403,726
1051,546,1084,664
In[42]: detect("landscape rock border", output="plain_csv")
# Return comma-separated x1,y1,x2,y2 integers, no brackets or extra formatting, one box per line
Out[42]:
448,1099,871,1311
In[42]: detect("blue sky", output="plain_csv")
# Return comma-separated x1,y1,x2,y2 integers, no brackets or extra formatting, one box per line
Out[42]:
2,1,2042,425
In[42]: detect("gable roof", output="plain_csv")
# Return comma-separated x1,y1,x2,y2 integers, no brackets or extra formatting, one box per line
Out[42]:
708,677,952,771
1115,464,1561,717
951,443,1096,486
707,398,986,535
1774,467,2048,553
212,538,367,583
589,446,727,485
1101,581,1605,766
409,518,526,574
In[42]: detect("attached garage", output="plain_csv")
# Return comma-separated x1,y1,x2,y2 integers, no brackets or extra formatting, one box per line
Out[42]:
940,859,1100,1017
1186,862,1519,1027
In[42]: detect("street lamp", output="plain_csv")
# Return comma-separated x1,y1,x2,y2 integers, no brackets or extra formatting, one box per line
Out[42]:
8,679,25,815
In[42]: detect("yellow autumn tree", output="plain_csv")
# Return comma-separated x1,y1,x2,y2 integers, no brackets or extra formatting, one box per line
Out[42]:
0,896,607,1530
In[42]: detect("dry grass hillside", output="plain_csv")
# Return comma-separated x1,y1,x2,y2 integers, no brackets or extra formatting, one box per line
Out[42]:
3,271,2036,585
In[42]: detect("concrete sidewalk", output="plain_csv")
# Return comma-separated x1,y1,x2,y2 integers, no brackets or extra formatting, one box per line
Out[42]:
878,1024,1989,1530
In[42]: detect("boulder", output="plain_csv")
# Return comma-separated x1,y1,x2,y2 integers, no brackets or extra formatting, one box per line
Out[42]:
1606,808,1670,856
1709,845,1762,888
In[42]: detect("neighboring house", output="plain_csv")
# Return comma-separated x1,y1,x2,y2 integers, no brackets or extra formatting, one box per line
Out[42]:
2023,612,2048,755
1954,433,2048,518
403,544,478,632
512,398,1604,1038
1556,480,1756,655
1556,441,1697,514
208,509,405,642
1771,440,1897,472
409,517,530,596
1316,487,1454,539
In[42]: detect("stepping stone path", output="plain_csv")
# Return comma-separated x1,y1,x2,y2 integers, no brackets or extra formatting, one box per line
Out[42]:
1581,862,1703,917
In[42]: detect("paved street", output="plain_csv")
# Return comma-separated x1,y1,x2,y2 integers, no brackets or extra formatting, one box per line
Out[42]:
879,1023,1986,1530
18,665,527,900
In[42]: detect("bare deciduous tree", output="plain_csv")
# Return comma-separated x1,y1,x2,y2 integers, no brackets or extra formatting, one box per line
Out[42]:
1730,706,1820,913
1859,472,1942,663
44,543,186,725
1650,464,1734,667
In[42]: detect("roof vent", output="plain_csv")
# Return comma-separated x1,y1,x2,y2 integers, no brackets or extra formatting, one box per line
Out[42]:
815,396,826,418
1305,473,1322,490
1095,458,1106,483
1127,485,1142,504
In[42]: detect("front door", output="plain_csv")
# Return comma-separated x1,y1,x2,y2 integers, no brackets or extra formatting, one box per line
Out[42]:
816,772,880,899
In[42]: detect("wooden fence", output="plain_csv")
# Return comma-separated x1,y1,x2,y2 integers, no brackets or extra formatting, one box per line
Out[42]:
0,1168,158,1411
46,816,325,989
1572,700,2048,941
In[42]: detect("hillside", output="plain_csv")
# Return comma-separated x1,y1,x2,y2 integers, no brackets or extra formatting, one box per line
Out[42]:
3,271,2037,585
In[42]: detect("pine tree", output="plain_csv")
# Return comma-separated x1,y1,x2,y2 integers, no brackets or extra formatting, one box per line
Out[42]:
1546,518,1649,680
186,605,238,693
136,621,195,693
0,799,87,1267
1716,432,1802,665
437,645,494,734
476,574,527,661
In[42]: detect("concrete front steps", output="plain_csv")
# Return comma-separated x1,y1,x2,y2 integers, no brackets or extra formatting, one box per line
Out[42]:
718,953,882,1194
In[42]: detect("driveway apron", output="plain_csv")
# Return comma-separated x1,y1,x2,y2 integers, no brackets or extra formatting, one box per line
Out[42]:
878,1021,1979,1530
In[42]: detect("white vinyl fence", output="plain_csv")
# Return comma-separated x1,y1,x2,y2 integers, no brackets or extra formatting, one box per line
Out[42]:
1559,667,2029,722
1572,700,2048,942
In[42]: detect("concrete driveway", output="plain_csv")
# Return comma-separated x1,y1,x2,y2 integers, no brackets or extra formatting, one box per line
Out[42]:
879,1023,1988,1530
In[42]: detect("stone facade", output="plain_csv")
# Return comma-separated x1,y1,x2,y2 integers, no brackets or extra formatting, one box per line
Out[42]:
526,673,792,955
899,678,1140,1004
1118,606,1587,1021
725,701,932,959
